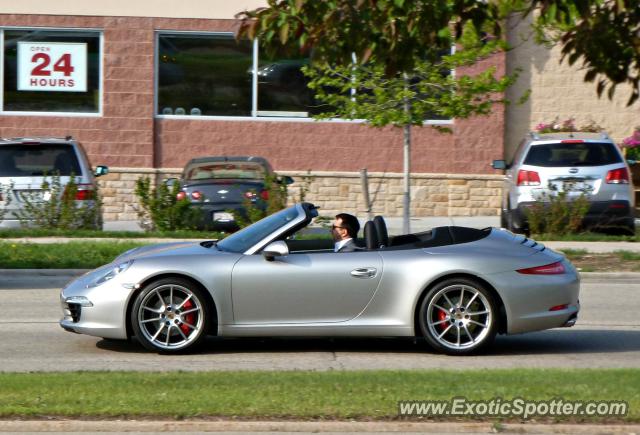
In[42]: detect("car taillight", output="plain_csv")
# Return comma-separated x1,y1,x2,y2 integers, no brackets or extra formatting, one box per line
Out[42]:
516,261,566,275
74,184,95,201
191,191,202,200
605,168,630,184
549,304,569,311
176,191,187,201
260,190,269,200
517,170,541,186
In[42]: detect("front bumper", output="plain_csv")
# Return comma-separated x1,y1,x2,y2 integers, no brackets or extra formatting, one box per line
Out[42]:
59,273,134,340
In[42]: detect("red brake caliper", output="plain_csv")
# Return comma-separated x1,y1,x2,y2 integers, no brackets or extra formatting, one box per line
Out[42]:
180,300,195,335
437,309,448,331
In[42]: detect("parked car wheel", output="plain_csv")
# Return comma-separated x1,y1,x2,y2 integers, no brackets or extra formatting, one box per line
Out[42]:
506,209,521,234
419,278,498,356
131,278,209,353
500,209,508,229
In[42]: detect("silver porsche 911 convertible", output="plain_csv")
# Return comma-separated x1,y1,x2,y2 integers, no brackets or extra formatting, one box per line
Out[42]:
60,202,580,355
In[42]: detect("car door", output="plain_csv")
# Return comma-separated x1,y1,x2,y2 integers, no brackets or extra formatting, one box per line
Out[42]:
231,250,383,324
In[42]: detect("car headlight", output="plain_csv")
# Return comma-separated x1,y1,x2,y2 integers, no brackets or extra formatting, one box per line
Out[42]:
88,260,134,288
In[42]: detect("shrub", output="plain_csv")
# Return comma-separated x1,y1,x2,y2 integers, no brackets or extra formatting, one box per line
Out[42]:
14,174,102,230
534,118,603,134
134,176,200,232
525,187,590,236
0,181,13,224
232,174,289,229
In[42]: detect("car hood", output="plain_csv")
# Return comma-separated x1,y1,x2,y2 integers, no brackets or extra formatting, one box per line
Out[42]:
114,241,217,262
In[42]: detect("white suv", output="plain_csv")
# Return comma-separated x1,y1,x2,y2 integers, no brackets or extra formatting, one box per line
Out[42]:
492,132,636,235
0,136,108,229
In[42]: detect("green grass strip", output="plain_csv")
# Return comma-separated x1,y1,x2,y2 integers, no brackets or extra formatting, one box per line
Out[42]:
0,369,638,421
0,241,148,269
0,228,222,239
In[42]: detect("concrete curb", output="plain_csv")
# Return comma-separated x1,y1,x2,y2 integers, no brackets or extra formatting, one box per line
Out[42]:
0,269,88,277
0,420,638,434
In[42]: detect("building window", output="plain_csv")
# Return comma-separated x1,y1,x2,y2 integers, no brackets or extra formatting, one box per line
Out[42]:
256,54,325,117
2,29,101,113
155,32,450,122
157,33,253,117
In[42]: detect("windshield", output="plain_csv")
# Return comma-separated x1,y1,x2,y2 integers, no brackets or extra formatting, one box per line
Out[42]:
523,142,622,167
184,162,266,181
0,144,81,177
217,206,302,253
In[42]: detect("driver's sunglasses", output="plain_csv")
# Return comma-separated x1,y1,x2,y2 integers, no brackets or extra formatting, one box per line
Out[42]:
331,225,345,230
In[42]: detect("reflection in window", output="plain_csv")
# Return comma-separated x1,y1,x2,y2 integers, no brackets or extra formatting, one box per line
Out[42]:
157,34,252,116
256,56,323,116
3,30,101,113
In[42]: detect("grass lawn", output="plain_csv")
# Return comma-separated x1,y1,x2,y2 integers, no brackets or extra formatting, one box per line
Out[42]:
561,249,640,272
0,369,637,422
0,241,148,269
0,240,639,270
0,228,220,239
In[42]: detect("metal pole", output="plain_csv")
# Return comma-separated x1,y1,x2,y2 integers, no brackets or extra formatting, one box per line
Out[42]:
402,73,411,234
360,168,372,221
403,124,411,234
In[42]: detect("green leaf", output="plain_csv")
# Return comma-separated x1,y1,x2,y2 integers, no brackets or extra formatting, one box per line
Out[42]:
279,21,290,44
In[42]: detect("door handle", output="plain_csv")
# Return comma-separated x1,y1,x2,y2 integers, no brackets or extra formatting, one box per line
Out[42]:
350,267,377,278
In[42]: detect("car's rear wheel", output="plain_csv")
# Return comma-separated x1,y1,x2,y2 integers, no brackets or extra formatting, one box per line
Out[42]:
131,278,209,353
419,278,498,355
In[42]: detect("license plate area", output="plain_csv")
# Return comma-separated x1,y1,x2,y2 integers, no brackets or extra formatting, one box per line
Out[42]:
551,178,593,195
14,189,51,202
213,212,234,222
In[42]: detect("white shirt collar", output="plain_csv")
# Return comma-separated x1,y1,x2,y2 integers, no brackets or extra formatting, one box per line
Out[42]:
334,238,353,252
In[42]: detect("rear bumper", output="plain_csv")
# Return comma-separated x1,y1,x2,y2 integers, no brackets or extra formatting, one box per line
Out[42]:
489,258,581,334
190,203,265,230
513,200,635,230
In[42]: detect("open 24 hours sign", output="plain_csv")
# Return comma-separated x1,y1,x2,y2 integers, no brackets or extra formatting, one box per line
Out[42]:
17,42,87,92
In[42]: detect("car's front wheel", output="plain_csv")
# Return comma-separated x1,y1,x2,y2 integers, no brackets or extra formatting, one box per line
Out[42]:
131,278,209,353
418,278,498,355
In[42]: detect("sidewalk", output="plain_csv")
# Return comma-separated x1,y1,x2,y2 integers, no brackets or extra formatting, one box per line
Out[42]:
1,419,639,434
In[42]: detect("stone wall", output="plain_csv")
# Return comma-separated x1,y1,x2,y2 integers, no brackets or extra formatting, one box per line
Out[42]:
98,168,503,222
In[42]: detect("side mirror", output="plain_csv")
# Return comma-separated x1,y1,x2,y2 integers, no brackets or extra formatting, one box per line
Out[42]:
262,240,289,261
164,178,178,188
94,165,109,177
491,160,507,170
279,176,294,185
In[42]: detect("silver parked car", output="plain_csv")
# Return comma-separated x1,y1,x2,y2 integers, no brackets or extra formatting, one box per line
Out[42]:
60,202,580,356
0,136,108,229
493,132,636,234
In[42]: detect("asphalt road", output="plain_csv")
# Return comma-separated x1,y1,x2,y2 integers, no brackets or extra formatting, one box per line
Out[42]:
1,274,639,372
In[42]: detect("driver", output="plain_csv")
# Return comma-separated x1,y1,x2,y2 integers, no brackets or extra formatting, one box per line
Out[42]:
331,213,360,252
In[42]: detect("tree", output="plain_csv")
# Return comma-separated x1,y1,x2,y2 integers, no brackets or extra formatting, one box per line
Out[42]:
237,0,515,233
514,0,640,105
